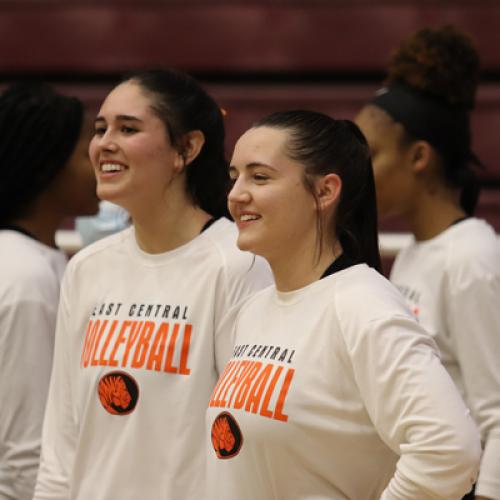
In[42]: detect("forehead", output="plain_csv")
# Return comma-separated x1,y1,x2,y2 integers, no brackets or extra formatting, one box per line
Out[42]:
98,81,155,118
233,126,288,161
355,105,403,145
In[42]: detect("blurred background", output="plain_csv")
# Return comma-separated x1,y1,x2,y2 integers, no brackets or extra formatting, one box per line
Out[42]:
2,0,499,261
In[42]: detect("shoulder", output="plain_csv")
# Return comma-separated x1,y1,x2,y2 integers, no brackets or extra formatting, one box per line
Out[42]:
0,231,67,300
447,218,498,259
66,226,132,271
202,217,240,257
332,265,412,323
394,219,500,282
444,219,500,284
330,266,435,355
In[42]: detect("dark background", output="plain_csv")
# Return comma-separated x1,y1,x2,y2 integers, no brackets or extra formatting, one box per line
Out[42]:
2,0,499,236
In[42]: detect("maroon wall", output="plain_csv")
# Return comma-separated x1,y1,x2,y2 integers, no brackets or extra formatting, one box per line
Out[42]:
2,0,499,229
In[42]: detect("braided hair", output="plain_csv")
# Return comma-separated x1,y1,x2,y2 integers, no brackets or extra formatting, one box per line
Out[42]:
0,82,84,224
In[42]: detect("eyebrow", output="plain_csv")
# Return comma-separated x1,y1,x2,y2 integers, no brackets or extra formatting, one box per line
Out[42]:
229,161,276,171
94,114,144,124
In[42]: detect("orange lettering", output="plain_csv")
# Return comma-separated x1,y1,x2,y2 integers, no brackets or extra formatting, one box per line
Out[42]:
245,364,273,413
260,366,283,418
146,323,169,371
273,368,295,422
91,320,108,366
209,361,237,407
120,321,142,366
109,321,132,367
81,320,96,368
178,324,192,375
233,362,262,409
131,321,155,368
98,320,118,366
164,323,180,373
226,361,253,407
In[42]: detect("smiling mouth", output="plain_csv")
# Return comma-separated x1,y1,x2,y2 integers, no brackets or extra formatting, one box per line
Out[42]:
240,214,260,222
100,163,127,173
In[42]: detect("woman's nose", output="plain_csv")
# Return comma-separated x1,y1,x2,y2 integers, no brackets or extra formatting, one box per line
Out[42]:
228,178,251,203
96,130,119,153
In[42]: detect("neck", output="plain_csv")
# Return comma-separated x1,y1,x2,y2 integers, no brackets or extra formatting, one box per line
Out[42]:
268,236,341,292
131,197,212,254
11,209,63,248
404,186,466,241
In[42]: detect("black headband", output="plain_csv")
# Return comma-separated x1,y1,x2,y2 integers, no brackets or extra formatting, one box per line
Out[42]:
370,84,483,168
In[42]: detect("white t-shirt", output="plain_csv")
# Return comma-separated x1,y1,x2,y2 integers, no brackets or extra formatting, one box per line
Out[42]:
34,218,272,500
391,217,500,499
0,230,67,500
206,264,480,500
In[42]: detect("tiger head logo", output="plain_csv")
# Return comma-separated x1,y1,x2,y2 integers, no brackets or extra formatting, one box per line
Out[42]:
211,412,243,459
98,371,139,415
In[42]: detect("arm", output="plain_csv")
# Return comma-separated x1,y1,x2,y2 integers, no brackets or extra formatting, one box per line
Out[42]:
33,271,78,500
447,269,500,500
0,298,57,500
345,313,481,499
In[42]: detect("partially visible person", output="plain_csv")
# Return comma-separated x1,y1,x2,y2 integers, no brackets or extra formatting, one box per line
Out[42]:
0,82,99,500
75,200,130,246
206,110,481,499
34,68,272,500
356,26,500,500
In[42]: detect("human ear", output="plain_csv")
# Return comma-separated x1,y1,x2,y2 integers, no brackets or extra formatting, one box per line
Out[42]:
411,141,433,174
181,130,205,167
316,173,342,211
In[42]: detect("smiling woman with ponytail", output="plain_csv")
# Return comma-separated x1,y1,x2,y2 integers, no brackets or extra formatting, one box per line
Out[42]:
356,25,500,500
205,109,481,499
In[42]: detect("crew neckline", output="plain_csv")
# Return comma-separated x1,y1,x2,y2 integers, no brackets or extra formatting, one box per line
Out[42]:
126,218,221,266
274,263,364,306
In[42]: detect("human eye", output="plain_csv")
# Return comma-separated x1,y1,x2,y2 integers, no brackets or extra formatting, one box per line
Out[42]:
252,171,269,182
228,167,239,184
121,125,138,134
93,125,106,136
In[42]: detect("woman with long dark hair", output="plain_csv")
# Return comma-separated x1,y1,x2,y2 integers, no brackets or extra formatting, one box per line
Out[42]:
206,110,480,499
34,68,271,500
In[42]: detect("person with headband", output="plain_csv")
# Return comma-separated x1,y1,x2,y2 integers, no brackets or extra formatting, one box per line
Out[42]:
206,110,481,499
34,68,271,500
0,82,99,500
356,26,500,500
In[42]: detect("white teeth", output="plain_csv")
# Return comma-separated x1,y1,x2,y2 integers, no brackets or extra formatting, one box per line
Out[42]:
240,214,259,221
101,163,125,172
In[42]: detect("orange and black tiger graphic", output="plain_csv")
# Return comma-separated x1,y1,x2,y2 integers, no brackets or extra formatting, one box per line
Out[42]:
211,412,243,459
98,371,138,415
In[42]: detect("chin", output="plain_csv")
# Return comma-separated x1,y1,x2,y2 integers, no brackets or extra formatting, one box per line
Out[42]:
96,186,125,205
236,235,270,262
236,234,259,253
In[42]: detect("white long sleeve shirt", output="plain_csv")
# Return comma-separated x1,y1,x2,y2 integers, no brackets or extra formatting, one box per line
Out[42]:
0,230,67,500
34,218,272,500
206,264,481,499
391,218,500,499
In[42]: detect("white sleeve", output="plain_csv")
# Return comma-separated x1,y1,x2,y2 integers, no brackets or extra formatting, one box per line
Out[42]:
0,299,57,500
447,267,500,499
34,271,78,500
343,314,481,499
214,254,272,374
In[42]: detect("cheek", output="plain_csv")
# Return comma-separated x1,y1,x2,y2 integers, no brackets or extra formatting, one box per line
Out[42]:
372,154,398,190
227,199,237,220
